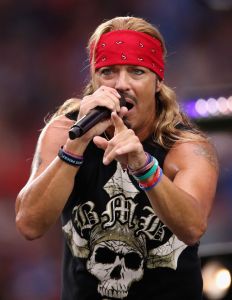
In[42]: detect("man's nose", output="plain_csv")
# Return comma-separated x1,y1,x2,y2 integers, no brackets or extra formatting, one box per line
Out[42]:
114,71,130,91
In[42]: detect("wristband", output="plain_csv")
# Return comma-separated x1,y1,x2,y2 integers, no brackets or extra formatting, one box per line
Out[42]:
62,147,83,160
58,146,84,167
127,152,152,175
128,153,159,182
139,167,163,191
135,159,158,181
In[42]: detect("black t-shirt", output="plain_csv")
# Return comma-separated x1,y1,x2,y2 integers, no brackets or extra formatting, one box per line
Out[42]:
61,137,203,300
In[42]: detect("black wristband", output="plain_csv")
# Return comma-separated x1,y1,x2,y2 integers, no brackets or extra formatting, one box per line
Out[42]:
58,147,83,167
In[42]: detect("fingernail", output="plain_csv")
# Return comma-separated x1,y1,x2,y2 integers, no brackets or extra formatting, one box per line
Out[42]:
103,157,108,165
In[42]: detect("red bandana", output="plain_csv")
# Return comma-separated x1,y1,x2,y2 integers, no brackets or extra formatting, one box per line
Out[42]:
91,30,164,80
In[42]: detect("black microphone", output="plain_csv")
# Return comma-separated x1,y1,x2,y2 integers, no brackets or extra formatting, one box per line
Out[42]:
69,92,127,140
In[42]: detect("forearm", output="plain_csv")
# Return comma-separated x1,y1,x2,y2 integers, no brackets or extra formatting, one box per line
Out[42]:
16,157,78,240
146,175,208,245
16,106,112,240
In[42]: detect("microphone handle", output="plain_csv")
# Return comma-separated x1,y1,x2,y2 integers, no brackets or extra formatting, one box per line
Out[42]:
68,93,126,140
69,107,110,140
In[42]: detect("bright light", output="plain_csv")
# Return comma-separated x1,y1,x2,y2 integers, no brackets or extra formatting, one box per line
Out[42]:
195,99,208,116
202,261,231,299
216,269,231,290
207,98,219,115
228,96,232,112
185,95,232,119
217,97,229,114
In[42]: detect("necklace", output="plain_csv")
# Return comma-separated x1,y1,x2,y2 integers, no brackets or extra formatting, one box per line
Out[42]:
103,131,110,141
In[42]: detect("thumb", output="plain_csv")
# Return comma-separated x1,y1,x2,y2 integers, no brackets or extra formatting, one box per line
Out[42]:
93,136,108,151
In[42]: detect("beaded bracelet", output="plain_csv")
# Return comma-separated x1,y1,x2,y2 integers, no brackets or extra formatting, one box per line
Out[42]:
139,167,163,191
58,146,84,167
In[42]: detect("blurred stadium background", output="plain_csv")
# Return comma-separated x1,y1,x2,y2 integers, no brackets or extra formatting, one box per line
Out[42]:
0,0,231,299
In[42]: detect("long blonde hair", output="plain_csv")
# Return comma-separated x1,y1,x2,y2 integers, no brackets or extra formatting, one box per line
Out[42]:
51,16,206,149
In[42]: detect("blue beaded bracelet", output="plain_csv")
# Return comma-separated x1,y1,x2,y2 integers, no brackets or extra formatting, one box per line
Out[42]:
58,147,83,167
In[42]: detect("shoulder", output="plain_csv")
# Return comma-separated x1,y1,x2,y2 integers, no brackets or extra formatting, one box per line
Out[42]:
41,115,75,144
164,137,219,180
39,114,75,155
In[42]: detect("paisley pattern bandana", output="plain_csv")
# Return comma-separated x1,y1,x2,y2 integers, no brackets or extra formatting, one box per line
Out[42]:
91,30,164,80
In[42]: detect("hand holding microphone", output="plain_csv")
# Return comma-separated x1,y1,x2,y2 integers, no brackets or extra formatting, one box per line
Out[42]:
69,91,128,140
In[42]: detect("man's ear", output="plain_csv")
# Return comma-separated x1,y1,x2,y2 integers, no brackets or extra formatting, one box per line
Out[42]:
156,79,163,92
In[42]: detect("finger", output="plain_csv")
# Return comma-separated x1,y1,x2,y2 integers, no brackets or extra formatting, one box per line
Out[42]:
80,89,121,115
93,136,108,151
102,135,129,165
96,87,121,112
79,117,112,142
87,93,118,112
118,106,128,119
100,85,121,98
115,143,139,155
111,111,127,134
99,90,121,112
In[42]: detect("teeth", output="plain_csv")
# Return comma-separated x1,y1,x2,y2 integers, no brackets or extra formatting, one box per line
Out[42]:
98,285,128,299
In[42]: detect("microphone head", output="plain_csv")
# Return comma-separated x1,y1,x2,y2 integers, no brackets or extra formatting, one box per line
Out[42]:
69,126,82,139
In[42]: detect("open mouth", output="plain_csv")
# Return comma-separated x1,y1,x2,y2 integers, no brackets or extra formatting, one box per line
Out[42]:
118,91,135,111
125,102,134,111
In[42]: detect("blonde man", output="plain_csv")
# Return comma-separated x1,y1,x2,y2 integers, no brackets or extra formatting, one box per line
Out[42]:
16,17,218,300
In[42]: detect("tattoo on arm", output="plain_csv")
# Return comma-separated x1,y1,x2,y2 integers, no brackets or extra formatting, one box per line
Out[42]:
31,151,43,174
36,153,43,168
193,143,219,172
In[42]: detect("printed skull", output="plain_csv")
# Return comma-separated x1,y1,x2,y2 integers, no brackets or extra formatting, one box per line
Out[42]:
87,240,144,299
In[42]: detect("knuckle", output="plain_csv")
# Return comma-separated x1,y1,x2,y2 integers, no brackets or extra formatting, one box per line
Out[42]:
108,139,116,147
82,95,90,101
127,129,135,136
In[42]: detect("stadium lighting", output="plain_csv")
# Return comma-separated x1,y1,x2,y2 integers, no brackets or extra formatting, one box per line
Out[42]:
202,260,232,299
183,95,232,119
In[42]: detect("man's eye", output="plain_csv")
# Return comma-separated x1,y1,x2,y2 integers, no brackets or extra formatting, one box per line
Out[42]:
100,68,112,75
133,68,145,75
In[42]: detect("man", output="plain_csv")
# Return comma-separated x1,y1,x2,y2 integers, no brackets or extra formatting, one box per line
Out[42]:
16,16,218,299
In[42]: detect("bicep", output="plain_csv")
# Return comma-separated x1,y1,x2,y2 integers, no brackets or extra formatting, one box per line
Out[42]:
165,141,219,214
